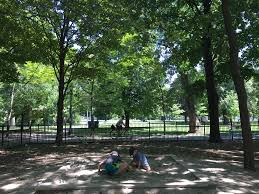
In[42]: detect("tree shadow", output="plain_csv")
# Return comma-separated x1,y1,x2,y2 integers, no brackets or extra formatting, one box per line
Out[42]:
0,141,258,193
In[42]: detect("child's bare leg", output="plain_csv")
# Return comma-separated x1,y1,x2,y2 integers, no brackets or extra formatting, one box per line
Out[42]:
118,162,129,174
130,161,138,168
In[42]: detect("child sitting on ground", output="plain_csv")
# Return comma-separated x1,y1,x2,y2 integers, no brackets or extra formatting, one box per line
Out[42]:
129,146,151,172
98,151,129,175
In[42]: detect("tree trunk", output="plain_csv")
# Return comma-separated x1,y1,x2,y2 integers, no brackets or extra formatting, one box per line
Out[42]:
160,86,166,134
187,102,196,133
28,106,32,128
55,14,72,145
180,73,197,133
90,79,95,127
90,79,94,121
125,111,130,128
7,83,15,122
21,112,24,132
184,114,188,124
122,89,130,128
69,88,73,135
10,117,15,126
203,0,221,142
222,109,229,125
6,83,16,136
56,57,65,145
221,0,255,170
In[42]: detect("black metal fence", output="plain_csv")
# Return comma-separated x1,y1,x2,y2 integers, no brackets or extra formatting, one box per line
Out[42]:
1,121,259,147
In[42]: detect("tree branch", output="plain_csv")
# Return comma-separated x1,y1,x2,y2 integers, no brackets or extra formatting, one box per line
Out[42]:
186,0,202,15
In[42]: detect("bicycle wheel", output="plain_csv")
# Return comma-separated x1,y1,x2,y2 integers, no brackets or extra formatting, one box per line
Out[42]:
110,129,118,138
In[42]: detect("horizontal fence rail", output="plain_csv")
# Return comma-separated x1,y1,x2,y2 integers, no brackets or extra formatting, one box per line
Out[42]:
1,121,259,147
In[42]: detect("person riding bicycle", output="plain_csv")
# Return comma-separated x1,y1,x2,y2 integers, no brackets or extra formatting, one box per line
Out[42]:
116,116,125,130
110,116,126,137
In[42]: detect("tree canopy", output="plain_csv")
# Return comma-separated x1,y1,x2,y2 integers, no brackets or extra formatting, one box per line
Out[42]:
0,0,258,170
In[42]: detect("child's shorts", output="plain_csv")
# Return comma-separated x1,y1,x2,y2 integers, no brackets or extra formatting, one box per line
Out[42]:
140,156,150,169
105,163,120,175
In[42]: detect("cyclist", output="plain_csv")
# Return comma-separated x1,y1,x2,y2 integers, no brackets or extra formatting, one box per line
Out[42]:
116,116,125,130
110,116,126,137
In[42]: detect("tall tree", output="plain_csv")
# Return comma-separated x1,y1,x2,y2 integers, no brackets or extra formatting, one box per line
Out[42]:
221,0,255,170
154,0,220,136
14,62,57,125
25,0,89,144
23,0,129,144
113,33,165,126
201,0,221,142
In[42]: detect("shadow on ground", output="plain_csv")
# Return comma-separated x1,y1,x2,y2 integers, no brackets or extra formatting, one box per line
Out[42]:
0,141,258,193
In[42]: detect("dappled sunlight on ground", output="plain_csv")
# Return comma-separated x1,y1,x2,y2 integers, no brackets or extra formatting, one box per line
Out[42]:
2,182,22,190
0,141,258,193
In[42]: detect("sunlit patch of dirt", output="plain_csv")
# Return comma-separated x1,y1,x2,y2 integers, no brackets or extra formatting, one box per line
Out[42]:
0,150,9,154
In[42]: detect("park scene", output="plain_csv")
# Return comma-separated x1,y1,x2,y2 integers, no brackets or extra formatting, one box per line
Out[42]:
0,0,258,193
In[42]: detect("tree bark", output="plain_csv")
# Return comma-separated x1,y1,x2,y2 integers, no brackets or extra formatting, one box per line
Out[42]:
221,0,255,170
7,83,15,124
222,111,230,125
122,89,130,128
90,79,95,125
55,14,70,145
160,86,166,134
184,114,188,124
56,56,65,145
187,100,197,133
69,88,73,135
5,83,16,137
203,0,221,142
125,111,130,128
180,73,197,133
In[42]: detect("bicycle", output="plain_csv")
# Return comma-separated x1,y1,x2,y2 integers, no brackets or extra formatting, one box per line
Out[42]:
109,124,131,138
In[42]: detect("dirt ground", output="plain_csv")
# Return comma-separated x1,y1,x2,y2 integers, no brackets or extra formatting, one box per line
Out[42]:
0,141,259,194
